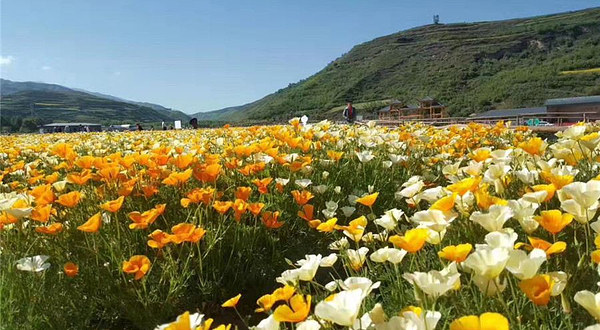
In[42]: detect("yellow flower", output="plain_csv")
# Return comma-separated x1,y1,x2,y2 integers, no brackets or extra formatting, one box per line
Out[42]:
438,243,472,263
430,193,457,212
356,192,379,208
450,312,509,330
389,228,429,253
221,293,241,308
317,218,338,232
273,294,311,323
447,177,481,196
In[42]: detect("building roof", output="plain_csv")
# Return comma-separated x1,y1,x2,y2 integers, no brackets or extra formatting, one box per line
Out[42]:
545,95,600,106
378,105,419,113
42,123,101,127
472,107,547,118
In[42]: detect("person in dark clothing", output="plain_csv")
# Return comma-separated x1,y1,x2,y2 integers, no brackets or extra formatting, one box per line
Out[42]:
189,118,199,129
343,101,357,124
136,123,143,131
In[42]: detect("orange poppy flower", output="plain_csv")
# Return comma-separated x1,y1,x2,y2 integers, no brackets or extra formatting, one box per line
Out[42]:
248,203,266,216
213,201,233,214
147,230,171,249
356,192,379,208
222,294,241,308
262,211,284,229
122,255,151,280
297,204,314,221
515,237,567,257
535,210,573,235
252,178,273,194
168,223,206,244
171,153,195,169
389,228,429,253
232,199,248,222
447,177,481,196
438,243,472,263
64,262,79,278
77,212,102,233
57,191,82,208
430,193,457,212
519,274,554,306
327,150,344,162
30,204,55,222
291,190,314,206
162,168,193,186
74,155,95,169
100,196,125,213
234,187,252,201
273,294,311,323
35,223,63,235
29,184,55,206
532,184,556,202
194,163,222,183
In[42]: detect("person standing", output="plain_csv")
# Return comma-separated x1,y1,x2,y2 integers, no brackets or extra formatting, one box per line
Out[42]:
343,101,357,124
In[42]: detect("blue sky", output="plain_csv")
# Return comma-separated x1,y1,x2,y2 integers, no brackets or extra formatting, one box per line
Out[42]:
1,0,598,114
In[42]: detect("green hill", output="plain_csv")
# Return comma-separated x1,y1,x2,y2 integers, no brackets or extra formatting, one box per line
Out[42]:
0,79,190,131
193,7,600,122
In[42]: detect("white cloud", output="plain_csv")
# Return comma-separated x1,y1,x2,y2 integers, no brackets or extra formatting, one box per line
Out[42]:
41,66,52,71
0,55,15,66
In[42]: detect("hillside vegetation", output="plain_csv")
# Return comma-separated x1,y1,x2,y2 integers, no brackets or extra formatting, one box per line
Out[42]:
195,7,600,122
0,79,190,132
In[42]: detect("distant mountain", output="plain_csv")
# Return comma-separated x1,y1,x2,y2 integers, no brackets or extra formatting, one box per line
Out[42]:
0,79,190,131
194,7,600,122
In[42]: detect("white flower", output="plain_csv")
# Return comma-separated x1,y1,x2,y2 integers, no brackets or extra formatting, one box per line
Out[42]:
575,290,600,321
549,271,568,296
297,319,321,330
374,214,397,231
340,206,356,218
378,310,441,330
346,247,369,270
463,247,510,279
356,150,375,163
469,205,513,232
479,229,518,250
253,315,279,330
472,274,507,296
322,171,330,179
155,312,206,330
399,180,424,198
329,237,349,250
403,263,461,298
412,209,456,233
508,199,539,233
295,179,312,189
337,277,381,298
52,180,68,192
313,185,328,194
505,248,546,280
334,186,342,194
320,253,338,267
325,281,338,291
275,178,290,186
295,254,322,281
16,255,50,273
314,289,364,326
382,161,393,168
370,247,407,264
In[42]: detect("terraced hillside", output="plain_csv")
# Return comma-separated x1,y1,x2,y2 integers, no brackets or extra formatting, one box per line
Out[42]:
194,7,600,122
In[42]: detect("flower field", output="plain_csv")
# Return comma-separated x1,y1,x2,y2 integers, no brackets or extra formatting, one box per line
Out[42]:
2,120,600,330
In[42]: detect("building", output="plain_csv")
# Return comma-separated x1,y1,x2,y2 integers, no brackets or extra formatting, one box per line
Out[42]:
471,107,547,119
545,96,600,118
40,123,102,133
378,97,447,120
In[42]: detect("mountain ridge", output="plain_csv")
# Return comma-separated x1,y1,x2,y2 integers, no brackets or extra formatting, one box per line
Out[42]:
193,7,600,121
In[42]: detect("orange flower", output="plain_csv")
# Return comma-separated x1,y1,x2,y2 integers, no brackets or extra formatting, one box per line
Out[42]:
470,149,491,162
128,205,163,230
66,170,93,185
141,185,159,198
194,163,222,183
519,274,554,306
29,184,55,205
35,223,63,235
232,199,248,222
297,204,314,221
532,184,556,202
534,210,573,235
168,223,206,244
316,218,337,232
171,153,195,169
148,230,172,249
327,150,344,162
515,237,567,257
438,243,472,263
234,187,252,201
262,211,284,229
222,294,241,308
100,196,125,213
181,188,215,207
273,294,311,323
248,202,266,216
389,228,429,253
447,177,481,196
77,212,102,233
63,262,79,278
518,137,545,156
430,193,457,212
74,155,95,169
356,192,379,208
252,178,273,194
30,204,55,222
161,168,193,186
291,190,314,206
57,191,82,208
122,255,151,280
213,201,233,215
335,216,367,242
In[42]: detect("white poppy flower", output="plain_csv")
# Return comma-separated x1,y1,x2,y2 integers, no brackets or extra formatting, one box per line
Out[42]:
16,255,50,273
